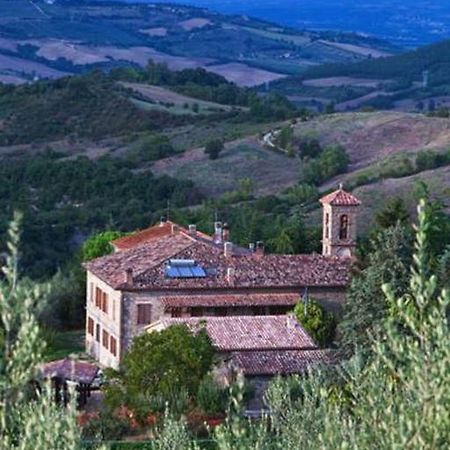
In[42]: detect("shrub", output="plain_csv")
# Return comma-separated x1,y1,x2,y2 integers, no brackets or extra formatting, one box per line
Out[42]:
197,375,227,416
205,139,224,160
294,298,336,346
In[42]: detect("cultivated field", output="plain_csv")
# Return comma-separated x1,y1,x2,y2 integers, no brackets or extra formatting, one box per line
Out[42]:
121,82,239,114
318,40,392,58
207,63,286,87
0,53,67,79
139,27,168,37
303,77,384,88
179,18,212,31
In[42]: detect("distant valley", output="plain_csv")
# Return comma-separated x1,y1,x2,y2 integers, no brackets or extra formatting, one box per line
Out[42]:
0,0,395,86
147,0,450,47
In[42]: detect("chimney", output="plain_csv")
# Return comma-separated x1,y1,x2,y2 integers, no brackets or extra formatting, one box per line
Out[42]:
160,216,167,227
224,241,233,258
188,224,197,236
125,268,133,286
222,222,230,242
226,267,235,284
248,243,255,252
214,221,223,244
286,314,297,330
255,241,265,258
171,223,179,234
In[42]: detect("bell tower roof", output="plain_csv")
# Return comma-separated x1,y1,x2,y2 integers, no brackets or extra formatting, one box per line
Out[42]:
320,186,361,207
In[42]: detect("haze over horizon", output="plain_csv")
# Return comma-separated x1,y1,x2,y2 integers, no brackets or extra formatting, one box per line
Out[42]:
138,0,450,47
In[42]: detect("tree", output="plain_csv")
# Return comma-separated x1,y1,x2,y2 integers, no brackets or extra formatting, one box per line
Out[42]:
275,126,293,151
268,228,294,254
263,200,450,449
413,181,450,262
298,137,322,159
294,298,336,347
205,139,224,160
81,230,125,262
338,224,413,356
107,325,215,417
0,215,91,449
375,197,410,229
150,199,450,450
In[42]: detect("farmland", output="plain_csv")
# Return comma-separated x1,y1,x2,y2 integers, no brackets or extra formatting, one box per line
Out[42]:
0,0,394,85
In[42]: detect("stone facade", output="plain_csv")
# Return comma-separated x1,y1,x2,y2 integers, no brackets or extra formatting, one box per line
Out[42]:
322,203,359,258
85,272,123,369
84,187,360,370
86,283,347,368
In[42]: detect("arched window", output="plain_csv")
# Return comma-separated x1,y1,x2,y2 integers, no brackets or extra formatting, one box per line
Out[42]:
339,214,349,240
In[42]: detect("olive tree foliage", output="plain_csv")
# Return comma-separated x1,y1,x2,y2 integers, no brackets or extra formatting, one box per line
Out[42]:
264,200,450,449
152,201,450,449
0,214,103,449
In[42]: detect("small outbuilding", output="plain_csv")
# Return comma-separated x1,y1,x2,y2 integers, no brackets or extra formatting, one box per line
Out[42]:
40,358,99,407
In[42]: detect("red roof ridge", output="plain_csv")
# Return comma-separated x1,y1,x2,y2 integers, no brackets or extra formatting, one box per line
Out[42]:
320,187,361,207
111,220,214,251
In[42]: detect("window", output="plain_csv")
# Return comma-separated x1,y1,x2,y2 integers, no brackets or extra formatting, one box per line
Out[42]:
95,324,100,342
325,213,330,239
90,283,94,303
137,304,152,325
95,287,102,308
339,214,349,240
102,330,109,349
110,336,117,356
112,298,116,321
191,307,204,317
102,292,108,314
87,317,94,336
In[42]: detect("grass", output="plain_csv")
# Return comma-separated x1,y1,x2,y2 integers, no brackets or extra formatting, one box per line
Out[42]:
153,139,301,197
44,329,85,361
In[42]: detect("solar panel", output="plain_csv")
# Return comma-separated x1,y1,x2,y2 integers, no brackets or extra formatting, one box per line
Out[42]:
165,260,207,278
165,266,180,278
191,266,207,277
178,266,194,278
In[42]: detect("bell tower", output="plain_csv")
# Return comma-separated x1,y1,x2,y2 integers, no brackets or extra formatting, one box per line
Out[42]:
320,185,361,258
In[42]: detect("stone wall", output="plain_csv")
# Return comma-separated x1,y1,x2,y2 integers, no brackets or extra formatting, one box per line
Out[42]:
85,272,122,369
322,203,359,257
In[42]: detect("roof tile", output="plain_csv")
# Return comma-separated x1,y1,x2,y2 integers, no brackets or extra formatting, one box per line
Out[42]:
155,315,317,351
231,349,334,375
161,293,301,309
320,188,361,206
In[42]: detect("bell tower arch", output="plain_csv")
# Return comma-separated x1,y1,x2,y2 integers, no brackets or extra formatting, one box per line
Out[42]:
320,185,361,258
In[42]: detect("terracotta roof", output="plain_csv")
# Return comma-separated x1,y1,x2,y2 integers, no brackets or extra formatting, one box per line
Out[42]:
85,233,194,287
154,315,317,352
41,359,98,384
111,221,212,251
112,222,173,251
231,349,334,376
161,293,301,309
320,188,361,207
86,224,353,291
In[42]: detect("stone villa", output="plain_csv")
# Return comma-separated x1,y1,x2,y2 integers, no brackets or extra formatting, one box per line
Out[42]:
84,187,361,373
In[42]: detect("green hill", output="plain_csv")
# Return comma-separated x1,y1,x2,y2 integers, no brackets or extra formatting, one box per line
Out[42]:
269,39,450,113
0,0,395,86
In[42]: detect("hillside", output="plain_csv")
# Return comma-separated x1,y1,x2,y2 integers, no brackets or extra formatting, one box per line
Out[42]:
270,39,450,113
152,111,450,234
0,0,395,86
